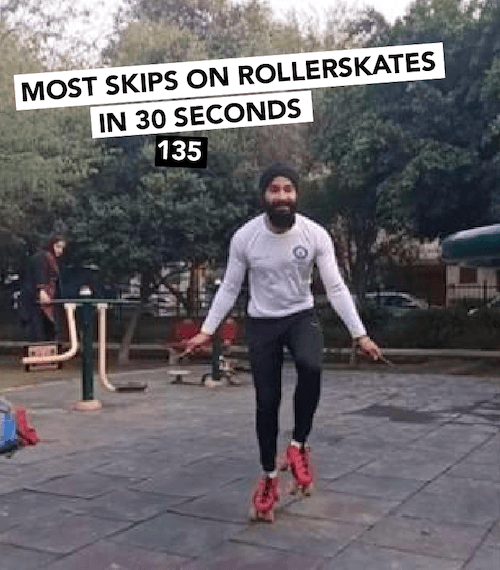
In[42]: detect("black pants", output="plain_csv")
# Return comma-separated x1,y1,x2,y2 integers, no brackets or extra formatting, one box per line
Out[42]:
246,308,324,472
28,310,56,342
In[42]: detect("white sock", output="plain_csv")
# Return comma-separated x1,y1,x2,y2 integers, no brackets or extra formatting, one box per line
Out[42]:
265,469,278,479
290,439,302,448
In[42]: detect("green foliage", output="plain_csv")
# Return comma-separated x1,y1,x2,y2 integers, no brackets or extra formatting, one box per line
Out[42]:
380,307,500,349
370,0,500,236
0,20,97,274
69,138,258,297
310,85,413,295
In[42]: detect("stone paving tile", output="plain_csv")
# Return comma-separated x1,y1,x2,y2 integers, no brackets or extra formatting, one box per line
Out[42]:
330,436,396,457
63,488,193,521
170,475,298,524
0,489,86,533
324,473,423,501
181,454,258,479
322,542,462,570
25,472,140,499
463,545,500,570
233,513,364,558
484,519,500,548
358,447,462,480
0,512,131,554
109,511,244,558
397,490,500,526
283,490,397,525
131,464,242,497
0,455,113,486
314,460,370,482
0,473,53,495
345,419,438,445
0,543,59,570
425,474,500,501
0,443,79,466
179,540,327,570
309,447,375,480
407,424,496,453
360,515,488,560
446,459,500,482
465,440,500,465
90,455,178,479
44,540,190,570
453,414,498,426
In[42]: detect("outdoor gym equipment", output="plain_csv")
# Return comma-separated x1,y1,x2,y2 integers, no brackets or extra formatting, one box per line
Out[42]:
21,297,147,410
167,319,248,387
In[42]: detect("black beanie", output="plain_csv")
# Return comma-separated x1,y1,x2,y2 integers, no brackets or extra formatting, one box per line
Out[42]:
258,161,299,194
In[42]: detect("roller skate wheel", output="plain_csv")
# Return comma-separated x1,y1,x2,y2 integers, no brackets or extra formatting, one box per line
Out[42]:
249,507,274,522
265,509,275,522
302,483,313,496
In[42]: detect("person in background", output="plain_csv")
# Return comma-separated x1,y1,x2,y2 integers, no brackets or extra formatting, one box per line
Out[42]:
21,233,66,342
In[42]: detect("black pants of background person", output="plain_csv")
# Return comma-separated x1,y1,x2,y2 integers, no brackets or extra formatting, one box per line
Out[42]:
246,308,324,472
28,310,57,342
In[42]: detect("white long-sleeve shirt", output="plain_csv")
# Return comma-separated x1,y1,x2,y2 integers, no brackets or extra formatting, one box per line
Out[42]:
201,213,366,338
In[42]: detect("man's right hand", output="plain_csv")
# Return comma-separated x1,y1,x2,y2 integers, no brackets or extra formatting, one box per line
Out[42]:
184,332,212,355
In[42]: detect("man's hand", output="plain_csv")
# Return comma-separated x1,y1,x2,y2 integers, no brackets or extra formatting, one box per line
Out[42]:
39,289,51,304
356,335,383,361
184,332,212,355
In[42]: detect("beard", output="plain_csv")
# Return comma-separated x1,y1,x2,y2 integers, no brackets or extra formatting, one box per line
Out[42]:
264,201,297,230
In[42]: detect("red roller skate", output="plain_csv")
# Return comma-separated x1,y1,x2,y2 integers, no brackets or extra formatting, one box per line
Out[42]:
249,475,280,522
280,443,314,496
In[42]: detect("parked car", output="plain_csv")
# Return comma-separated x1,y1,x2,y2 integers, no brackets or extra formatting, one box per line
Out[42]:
468,294,500,316
363,292,429,317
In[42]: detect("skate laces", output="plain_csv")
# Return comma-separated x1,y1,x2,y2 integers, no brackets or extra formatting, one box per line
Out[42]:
254,476,276,505
261,476,274,498
291,445,311,478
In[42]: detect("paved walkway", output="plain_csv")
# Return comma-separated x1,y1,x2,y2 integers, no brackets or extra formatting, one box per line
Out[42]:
1,364,499,569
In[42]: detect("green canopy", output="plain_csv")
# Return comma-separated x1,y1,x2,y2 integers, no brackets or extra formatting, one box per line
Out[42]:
441,224,500,267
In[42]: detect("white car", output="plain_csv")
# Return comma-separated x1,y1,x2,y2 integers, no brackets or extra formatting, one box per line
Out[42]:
363,292,429,316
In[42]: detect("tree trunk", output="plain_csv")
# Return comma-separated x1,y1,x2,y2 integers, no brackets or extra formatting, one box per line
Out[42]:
117,302,141,365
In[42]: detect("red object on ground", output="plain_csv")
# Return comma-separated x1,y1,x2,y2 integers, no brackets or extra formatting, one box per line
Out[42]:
14,407,39,446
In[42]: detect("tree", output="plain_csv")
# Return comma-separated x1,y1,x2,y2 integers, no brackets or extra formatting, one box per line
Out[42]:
369,0,500,237
308,84,419,297
0,17,97,278
70,137,257,361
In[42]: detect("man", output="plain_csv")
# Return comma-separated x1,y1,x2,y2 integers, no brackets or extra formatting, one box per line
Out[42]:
185,161,382,521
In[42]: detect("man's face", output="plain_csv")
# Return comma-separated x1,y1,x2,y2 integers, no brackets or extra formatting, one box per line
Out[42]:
262,176,297,230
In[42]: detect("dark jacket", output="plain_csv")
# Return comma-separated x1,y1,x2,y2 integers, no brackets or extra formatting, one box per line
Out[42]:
19,251,62,323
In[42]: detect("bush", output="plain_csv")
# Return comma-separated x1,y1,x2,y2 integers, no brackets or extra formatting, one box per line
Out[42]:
375,308,500,349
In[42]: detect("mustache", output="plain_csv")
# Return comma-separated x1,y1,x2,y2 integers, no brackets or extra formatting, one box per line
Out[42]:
268,200,296,208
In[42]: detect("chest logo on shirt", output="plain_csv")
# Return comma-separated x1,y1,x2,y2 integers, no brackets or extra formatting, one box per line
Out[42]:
293,245,308,260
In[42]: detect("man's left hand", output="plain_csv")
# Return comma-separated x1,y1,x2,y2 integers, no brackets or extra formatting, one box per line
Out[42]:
356,336,383,361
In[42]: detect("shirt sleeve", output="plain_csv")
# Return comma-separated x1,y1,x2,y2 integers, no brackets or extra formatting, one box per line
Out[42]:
315,228,367,338
201,233,247,335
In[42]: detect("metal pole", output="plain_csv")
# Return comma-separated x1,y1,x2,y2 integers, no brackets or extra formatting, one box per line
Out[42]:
212,331,222,382
80,299,95,401
211,279,222,382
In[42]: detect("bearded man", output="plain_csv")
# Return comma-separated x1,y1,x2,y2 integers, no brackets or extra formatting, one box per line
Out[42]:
185,161,382,521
